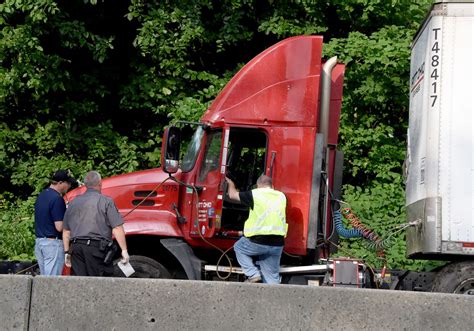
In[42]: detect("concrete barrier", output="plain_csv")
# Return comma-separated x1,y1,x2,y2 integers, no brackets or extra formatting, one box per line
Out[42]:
28,276,474,331
0,275,32,330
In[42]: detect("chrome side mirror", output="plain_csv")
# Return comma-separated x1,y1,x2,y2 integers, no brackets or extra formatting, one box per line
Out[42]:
162,126,181,174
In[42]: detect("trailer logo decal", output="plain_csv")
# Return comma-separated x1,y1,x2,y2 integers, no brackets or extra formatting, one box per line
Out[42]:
411,61,425,95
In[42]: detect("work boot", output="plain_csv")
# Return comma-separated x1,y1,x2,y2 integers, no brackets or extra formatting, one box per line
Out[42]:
245,275,262,283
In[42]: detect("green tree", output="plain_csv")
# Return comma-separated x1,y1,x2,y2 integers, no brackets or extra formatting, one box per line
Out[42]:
0,0,436,270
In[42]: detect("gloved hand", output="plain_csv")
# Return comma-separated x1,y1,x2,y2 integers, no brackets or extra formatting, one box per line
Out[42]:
120,250,130,264
64,253,72,268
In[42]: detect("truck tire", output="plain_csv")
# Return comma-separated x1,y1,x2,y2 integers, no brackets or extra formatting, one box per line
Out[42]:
431,261,474,294
113,255,171,279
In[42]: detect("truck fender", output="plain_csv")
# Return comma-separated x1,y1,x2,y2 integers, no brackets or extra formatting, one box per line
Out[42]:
160,238,202,280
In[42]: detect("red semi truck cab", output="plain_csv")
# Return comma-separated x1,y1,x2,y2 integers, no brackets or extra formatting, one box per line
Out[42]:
66,35,345,280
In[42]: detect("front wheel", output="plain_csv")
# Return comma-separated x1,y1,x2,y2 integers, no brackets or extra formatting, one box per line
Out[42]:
431,261,474,295
113,255,171,279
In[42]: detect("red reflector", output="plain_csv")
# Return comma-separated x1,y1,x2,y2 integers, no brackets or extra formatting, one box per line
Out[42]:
462,242,474,248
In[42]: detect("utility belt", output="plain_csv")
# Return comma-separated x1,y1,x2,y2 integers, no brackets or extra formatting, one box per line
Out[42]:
72,238,102,247
71,238,118,264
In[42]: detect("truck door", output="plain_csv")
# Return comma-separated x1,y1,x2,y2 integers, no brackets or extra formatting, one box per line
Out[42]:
190,129,224,238
189,127,268,238
221,127,268,232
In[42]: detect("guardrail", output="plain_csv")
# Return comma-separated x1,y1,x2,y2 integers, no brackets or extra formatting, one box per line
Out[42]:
1,275,473,330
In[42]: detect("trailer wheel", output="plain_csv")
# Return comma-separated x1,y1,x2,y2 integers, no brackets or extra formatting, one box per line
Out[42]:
431,261,474,295
113,255,171,279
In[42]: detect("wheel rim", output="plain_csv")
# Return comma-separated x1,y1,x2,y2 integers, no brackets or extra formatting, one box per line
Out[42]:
453,278,474,295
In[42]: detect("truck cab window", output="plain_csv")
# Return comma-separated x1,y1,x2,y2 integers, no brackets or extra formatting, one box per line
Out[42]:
222,128,267,230
198,130,222,182
226,129,267,191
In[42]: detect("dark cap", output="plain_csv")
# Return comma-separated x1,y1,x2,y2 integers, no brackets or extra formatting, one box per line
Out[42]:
52,170,76,185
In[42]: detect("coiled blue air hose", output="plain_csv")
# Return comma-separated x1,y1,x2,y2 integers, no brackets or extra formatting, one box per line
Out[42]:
333,210,363,238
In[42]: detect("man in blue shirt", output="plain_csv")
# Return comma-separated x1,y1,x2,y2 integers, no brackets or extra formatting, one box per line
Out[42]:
34,170,76,275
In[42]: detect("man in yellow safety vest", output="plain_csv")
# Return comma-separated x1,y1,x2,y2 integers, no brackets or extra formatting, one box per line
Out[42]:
226,175,287,284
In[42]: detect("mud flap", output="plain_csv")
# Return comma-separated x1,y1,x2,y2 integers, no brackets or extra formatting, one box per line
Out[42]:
160,238,203,280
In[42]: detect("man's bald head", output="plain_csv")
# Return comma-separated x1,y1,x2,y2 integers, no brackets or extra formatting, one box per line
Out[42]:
256,175,273,188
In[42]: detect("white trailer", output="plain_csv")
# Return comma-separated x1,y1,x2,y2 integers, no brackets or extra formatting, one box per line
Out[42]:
406,0,474,293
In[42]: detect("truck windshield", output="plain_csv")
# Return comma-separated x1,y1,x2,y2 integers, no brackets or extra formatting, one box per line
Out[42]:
181,126,205,172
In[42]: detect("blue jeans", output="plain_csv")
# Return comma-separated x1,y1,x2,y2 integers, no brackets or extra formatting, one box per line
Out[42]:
34,238,64,276
234,236,284,284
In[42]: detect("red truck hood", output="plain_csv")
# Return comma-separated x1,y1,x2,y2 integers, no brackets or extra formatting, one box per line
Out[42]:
65,168,183,237
65,168,181,207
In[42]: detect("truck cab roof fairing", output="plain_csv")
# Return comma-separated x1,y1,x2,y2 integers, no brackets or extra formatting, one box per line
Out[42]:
201,36,324,127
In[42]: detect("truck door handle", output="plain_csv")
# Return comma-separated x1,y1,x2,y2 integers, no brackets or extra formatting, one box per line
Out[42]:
269,151,276,177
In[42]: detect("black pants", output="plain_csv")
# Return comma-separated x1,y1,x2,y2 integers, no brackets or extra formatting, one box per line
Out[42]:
71,242,113,276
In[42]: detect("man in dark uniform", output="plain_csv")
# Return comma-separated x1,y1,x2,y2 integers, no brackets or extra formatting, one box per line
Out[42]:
63,171,129,276
34,170,76,276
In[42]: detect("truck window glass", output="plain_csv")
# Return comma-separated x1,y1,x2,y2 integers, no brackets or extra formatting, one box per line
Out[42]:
198,130,222,182
181,126,205,172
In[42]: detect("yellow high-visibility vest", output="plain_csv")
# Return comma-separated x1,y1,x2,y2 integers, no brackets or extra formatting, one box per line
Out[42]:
244,187,288,237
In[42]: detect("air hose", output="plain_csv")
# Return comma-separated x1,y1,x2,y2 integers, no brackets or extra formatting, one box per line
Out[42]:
333,209,363,238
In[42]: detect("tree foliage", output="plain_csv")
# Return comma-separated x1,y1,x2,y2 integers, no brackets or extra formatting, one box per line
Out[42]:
0,0,435,269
